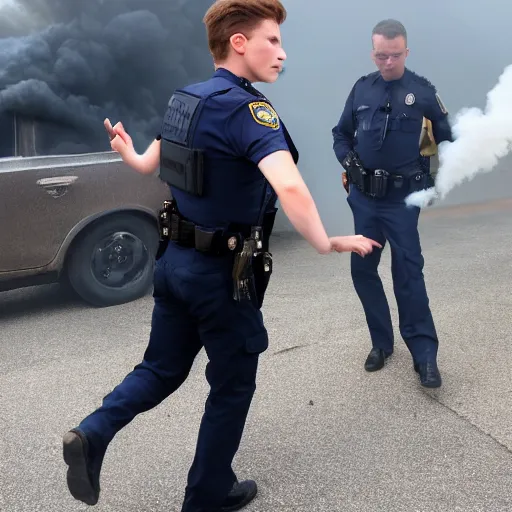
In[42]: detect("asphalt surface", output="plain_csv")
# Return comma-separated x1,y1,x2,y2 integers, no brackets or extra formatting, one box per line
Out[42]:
1,198,511,512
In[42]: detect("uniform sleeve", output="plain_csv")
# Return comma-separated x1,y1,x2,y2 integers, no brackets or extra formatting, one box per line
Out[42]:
424,87,454,144
332,82,357,165
225,100,290,165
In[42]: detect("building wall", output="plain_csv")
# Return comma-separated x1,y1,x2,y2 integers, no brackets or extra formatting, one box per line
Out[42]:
258,0,512,233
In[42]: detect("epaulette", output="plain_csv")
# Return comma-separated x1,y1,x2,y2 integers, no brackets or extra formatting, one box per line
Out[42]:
408,70,437,92
359,71,379,82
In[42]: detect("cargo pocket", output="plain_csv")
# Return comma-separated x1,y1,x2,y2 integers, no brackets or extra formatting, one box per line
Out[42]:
245,330,269,354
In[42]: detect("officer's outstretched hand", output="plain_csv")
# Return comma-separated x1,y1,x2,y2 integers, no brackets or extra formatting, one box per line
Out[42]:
104,118,134,156
329,235,381,257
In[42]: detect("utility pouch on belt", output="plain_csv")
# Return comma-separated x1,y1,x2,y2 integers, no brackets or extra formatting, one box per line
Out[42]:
409,170,428,193
367,169,389,198
158,91,205,197
252,251,273,309
344,152,367,191
348,164,390,198
155,200,174,260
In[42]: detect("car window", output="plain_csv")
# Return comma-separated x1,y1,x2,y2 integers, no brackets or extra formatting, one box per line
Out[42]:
35,121,93,156
34,121,108,156
0,113,15,158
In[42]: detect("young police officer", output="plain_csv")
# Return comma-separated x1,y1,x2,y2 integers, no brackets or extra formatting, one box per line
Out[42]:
63,1,380,511
332,19,453,388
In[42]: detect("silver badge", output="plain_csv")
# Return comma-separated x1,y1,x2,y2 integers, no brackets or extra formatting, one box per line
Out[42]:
405,93,415,105
227,236,237,250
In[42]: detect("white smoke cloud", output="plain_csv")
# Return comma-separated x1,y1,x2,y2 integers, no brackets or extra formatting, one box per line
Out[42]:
406,64,512,208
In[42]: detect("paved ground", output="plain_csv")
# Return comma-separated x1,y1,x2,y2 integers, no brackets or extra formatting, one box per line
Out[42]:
1,198,511,512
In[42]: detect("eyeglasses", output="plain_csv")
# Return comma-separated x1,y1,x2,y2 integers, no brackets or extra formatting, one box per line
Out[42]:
373,52,405,62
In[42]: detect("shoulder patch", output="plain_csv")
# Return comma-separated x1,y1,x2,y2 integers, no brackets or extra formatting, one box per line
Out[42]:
435,93,448,114
248,101,280,129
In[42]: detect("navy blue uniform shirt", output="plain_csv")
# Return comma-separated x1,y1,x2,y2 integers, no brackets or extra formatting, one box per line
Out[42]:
332,68,453,174
158,68,297,228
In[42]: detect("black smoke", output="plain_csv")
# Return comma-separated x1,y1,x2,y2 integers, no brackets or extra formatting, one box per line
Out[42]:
0,0,215,155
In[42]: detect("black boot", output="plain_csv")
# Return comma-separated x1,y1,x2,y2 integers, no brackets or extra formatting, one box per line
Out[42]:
63,428,104,506
414,361,442,388
364,348,392,372
221,480,258,511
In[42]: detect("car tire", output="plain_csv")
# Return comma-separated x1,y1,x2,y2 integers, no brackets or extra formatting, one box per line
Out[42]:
66,213,159,307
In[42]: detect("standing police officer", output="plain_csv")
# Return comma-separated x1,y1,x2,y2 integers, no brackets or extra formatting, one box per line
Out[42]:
63,2,380,511
332,19,453,389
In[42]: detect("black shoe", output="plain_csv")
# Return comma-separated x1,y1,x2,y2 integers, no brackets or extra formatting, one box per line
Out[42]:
414,361,442,388
364,348,392,372
63,429,103,506
221,480,258,511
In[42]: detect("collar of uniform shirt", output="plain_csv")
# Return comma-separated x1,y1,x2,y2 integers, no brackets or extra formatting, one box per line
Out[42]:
214,67,259,94
214,67,275,105
373,67,413,86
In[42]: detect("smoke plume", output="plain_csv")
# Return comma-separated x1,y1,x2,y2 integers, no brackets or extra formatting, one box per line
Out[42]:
406,64,512,208
0,0,215,155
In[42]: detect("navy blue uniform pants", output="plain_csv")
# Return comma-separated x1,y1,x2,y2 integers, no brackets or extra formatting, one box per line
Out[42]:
77,241,269,512
347,185,438,363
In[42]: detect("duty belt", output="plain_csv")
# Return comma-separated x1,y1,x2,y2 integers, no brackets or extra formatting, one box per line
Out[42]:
158,199,275,309
347,165,426,198
158,200,274,256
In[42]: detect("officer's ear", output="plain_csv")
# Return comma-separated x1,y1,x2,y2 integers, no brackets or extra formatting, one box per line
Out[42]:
230,33,248,56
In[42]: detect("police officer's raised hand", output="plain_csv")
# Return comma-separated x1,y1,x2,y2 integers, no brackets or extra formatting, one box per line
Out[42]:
102,119,158,175
104,118,134,155
329,235,382,257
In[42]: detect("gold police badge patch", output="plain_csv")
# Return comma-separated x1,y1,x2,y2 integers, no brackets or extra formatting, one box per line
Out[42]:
248,101,280,129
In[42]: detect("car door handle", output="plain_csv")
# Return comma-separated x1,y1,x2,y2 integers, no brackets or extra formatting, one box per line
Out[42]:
37,176,78,198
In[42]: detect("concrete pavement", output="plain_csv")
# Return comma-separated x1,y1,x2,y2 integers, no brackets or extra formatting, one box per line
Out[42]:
0,198,511,511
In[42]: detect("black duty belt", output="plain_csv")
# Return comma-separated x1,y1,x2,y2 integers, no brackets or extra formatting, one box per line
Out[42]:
158,200,274,256
347,166,427,198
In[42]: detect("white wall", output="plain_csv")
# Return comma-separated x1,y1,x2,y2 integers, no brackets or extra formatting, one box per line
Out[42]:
257,0,512,233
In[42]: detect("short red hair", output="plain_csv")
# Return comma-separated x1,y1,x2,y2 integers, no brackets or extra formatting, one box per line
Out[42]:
203,0,287,62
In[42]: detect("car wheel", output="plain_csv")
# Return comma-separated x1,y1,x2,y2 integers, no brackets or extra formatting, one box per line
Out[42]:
66,213,159,307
